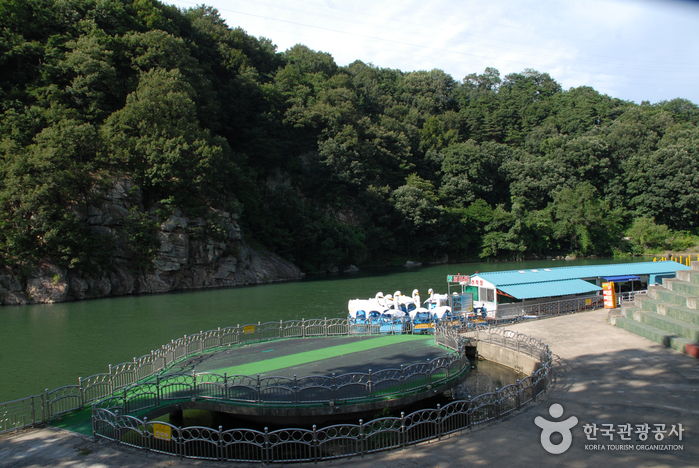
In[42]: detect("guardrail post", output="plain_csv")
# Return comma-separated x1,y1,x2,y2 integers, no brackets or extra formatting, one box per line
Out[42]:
331,373,337,403
178,426,184,460
44,388,49,421
79,377,84,407
368,370,373,399
437,404,442,440
293,375,298,406
192,370,197,400
257,374,262,404
223,373,228,400
91,403,96,437
359,419,364,458
279,320,283,339
426,359,432,388
108,364,113,394
312,424,318,464
516,379,521,409
264,427,270,464
257,322,261,342
302,319,306,338
400,412,406,449
324,317,328,336
218,327,222,347
156,375,161,406
400,365,405,393
218,425,224,461
143,417,150,452
494,388,500,418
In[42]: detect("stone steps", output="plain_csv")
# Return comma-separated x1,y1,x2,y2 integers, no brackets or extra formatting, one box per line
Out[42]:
676,269,699,285
637,311,699,342
613,317,693,353
666,278,699,298
610,260,699,355
663,304,699,326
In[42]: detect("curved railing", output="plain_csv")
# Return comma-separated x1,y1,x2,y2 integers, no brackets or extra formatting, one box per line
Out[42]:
0,317,451,434
90,324,553,463
92,352,468,416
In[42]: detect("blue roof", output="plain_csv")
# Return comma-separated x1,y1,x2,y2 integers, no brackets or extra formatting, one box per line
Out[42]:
603,275,640,281
499,279,602,300
473,261,689,300
474,261,688,287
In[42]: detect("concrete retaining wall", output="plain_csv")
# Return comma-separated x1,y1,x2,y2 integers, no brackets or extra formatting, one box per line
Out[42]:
476,341,542,375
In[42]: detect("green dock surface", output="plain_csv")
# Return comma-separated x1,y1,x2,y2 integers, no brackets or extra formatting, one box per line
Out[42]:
48,334,445,435
166,334,443,377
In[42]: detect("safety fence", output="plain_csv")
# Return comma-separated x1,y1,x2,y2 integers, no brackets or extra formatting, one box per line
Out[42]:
495,294,603,320
1,317,461,435
90,325,552,463
91,351,467,416
619,290,646,303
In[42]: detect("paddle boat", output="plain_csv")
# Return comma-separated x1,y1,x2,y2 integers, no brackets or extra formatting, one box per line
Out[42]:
378,308,409,334
409,307,434,334
424,288,450,310
348,299,386,324
430,305,457,323
348,297,410,334
385,290,420,315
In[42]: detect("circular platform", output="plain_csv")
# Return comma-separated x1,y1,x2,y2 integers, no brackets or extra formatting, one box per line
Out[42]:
165,334,446,377
137,334,469,425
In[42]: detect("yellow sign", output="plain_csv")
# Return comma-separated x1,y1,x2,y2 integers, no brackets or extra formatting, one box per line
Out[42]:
585,299,591,306
152,423,171,441
602,282,617,309
243,325,256,334
415,324,434,330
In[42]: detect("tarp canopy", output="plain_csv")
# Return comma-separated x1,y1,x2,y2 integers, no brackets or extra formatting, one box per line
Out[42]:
497,279,602,300
602,275,640,281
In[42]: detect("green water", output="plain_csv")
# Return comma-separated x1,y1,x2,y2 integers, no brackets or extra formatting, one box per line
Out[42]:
0,258,647,403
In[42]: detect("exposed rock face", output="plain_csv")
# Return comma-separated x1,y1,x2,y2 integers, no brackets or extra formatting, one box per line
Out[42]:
0,180,304,306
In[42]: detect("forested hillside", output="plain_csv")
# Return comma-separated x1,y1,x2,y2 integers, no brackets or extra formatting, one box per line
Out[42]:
1,0,698,277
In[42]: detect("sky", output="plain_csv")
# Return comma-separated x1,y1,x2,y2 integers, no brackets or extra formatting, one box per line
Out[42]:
165,0,699,105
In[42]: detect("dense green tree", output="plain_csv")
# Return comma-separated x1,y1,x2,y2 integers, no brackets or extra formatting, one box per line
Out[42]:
625,217,671,253
625,144,699,229
552,183,624,255
1,0,698,276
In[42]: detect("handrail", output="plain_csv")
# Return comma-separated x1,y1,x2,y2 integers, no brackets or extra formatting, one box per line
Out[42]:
495,294,603,320
90,323,552,463
0,317,449,434
96,349,468,414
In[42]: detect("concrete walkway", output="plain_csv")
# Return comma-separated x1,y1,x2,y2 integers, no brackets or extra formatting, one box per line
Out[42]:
2,309,698,467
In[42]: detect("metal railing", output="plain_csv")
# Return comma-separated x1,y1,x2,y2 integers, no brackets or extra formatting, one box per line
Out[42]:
94,352,468,415
91,324,552,463
495,294,603,320
0,317,450,435
619,290,646,303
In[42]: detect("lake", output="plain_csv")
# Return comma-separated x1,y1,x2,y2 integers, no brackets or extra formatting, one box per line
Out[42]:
0,257,647,403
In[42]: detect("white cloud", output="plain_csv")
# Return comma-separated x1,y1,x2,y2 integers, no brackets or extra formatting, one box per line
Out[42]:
167,0,699,104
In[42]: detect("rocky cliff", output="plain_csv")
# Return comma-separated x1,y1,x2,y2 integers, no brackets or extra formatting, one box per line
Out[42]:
0,180,304,305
